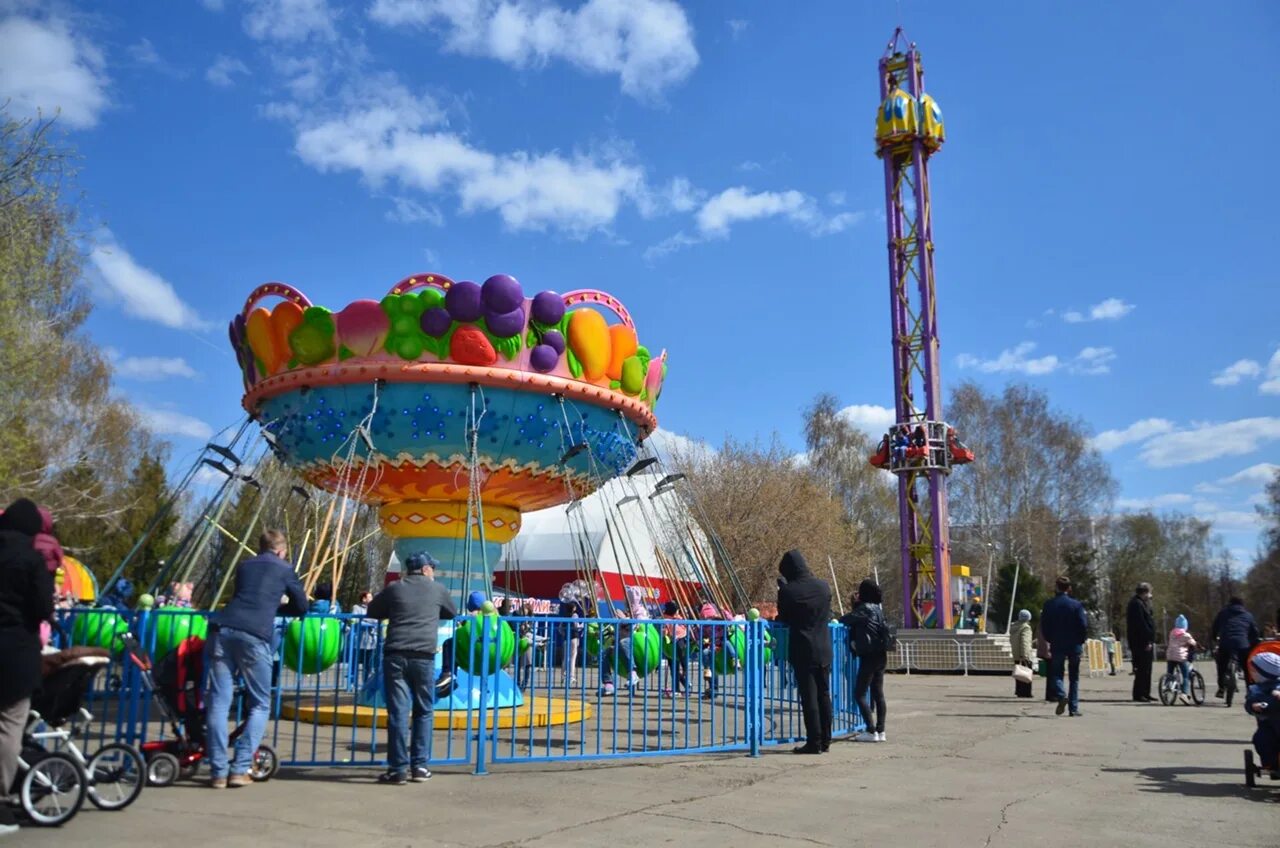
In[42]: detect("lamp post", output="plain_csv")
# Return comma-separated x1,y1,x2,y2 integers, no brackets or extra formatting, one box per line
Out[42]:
1005,557,1021,635
982,542,995,634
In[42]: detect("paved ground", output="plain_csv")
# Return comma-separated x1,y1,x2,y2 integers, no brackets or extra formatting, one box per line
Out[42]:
16,665,1277,847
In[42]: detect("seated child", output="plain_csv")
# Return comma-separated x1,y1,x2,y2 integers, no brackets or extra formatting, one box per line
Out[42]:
1245,652,1280,778
1166,615,1198,701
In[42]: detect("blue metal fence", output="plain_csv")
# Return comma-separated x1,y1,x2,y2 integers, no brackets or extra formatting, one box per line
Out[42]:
49,609,863,774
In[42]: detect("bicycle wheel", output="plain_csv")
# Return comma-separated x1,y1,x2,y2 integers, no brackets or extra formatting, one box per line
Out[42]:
87,742,145,811
1158,674,1177,706
1188,670,1206,706
20,751,87,826
1225,661,1238,708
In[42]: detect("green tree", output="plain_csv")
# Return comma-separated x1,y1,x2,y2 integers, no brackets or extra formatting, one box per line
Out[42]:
96,452,179,587
0,111,161,526
989,561,1047,634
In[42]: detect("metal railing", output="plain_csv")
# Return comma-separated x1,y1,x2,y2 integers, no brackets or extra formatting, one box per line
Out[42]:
47,609,864,773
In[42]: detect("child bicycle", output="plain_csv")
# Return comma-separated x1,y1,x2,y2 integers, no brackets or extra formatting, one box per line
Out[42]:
1158,652,1206,706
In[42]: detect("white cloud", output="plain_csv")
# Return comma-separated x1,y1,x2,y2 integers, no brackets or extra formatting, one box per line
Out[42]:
1091,418,1175,452
838,404,896,438
192,465,231,487
369,0,698,100
200,0,227,10
1210,348,1280,394
113,355,198,381
955,342,1059,376
1070,346,1116,375
138,408,214,440
738,160,762,172
1261,349,1280,395
1192,507,1262,531
727,19,748,40
1138,417,1280,469
90,234,210,330
386,196,444,225
646,428,713,462
206,54,251,87
1196,463,1280,494
1115,493,1194,510
826,190,846,206
128,38,161,66
695,186,862,238
1062,297,1134,323
0,15,109,129
285,82,647,234
243,0,337,42
1212,358,1262,387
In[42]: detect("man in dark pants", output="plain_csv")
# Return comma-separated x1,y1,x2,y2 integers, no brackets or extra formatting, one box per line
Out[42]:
367,553,457,784
1126,582,1156,703
1210,596,1261,698
1041,575,1088,717
776,550,833,754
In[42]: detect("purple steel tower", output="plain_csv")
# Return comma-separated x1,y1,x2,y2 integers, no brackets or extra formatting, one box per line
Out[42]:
871,29,970,629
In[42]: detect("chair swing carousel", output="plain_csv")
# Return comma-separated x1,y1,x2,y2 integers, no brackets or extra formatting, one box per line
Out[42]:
228,272,670,722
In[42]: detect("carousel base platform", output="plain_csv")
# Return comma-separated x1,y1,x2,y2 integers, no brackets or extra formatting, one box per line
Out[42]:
280,695,593,730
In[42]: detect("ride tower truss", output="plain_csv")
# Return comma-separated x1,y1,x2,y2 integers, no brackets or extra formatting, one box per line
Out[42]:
874,30,964,629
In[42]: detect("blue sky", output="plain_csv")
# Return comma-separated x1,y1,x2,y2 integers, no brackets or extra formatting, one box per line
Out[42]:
1,1,1276,566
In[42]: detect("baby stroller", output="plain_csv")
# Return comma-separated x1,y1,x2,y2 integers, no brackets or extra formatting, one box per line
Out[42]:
11,647,146,826
123,635,279,786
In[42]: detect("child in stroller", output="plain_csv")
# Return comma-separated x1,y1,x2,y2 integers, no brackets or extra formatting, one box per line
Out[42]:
123,635,279,786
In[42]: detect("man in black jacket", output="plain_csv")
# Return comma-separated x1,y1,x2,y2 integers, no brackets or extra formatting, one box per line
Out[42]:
1126,582,1156,703
0,499,55,835
776,550,833,754
206,529,308,788
368,553,457,784
1211,597,1261,698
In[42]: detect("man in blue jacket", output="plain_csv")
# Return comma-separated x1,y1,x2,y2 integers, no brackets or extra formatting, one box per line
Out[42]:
1040,575,1088,717
206,529,307,788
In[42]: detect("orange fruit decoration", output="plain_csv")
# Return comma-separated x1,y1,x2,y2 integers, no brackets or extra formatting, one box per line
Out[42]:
606,324,638,381
270,301,305,368
245,307,280,374
567,308,611,381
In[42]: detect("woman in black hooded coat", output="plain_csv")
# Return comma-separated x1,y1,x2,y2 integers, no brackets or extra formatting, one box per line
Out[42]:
776,549,833,754
0,499,56,831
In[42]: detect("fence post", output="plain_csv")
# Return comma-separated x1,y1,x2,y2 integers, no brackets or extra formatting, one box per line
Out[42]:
474,613,491,776
747,617,761,757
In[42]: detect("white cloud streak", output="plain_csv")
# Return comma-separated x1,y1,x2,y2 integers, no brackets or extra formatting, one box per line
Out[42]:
1091,418,1175,453
1062,297,1134,323
206,54,251,87
0,15,109,129
956,342,1059,376
1115,493,1194,510
113,355,199,381
1212,358,1262,387
838,404,896,437
90,234,210,330
137,408,214,440
368,0,698,100
1139,417,1280,469
243,0,337,42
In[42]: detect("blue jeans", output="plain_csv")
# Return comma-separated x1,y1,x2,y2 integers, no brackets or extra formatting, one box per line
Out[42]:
384,653,436,774
1049,645,1082,713
206,628,273,778
1167,660,1192,693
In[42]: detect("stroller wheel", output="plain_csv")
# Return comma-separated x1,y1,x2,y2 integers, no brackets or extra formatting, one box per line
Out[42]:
20,751,87,826
146,752,181,787
249,745,278,782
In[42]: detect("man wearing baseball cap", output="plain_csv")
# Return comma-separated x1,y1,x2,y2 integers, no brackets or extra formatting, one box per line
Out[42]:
367,553,457,784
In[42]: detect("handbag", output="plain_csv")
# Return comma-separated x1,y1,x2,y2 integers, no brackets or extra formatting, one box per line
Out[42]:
1012,663,1034,683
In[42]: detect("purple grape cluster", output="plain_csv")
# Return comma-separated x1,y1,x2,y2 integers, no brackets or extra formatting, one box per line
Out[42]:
530,290,565,325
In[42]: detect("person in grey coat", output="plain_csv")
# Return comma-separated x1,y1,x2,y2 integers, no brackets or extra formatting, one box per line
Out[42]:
367,553,457,784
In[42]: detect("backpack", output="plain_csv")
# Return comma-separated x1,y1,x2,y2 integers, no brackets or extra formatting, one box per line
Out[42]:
849,605,897,656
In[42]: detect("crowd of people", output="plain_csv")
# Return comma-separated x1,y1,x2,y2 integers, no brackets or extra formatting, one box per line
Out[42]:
2,489,1277,823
